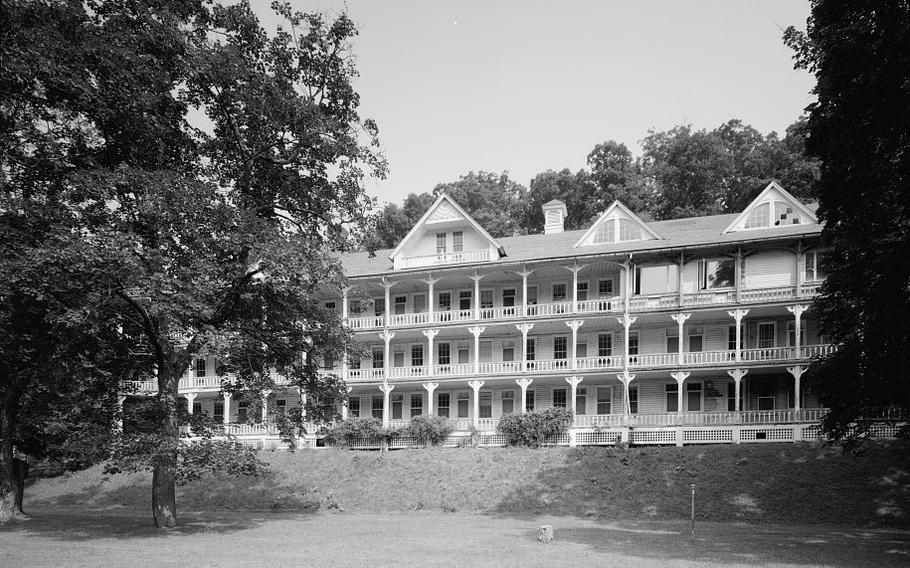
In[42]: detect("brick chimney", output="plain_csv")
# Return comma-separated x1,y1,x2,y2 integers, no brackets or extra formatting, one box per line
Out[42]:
542,199,568,234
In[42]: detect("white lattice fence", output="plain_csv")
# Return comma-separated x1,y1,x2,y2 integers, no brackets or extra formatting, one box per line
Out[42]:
683,428,734,443
740,427,795,442
575,430,622,446
630,429,677,445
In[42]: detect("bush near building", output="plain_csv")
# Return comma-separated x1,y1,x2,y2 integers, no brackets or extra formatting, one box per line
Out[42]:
498,409,573,448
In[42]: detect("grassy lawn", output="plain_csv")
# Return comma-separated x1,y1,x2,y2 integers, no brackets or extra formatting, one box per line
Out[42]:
1,510,908,567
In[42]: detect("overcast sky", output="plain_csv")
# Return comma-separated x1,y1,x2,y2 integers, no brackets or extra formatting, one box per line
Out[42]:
254,1,815,206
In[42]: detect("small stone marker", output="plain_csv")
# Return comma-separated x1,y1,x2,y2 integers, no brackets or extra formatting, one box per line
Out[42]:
538,525,553,543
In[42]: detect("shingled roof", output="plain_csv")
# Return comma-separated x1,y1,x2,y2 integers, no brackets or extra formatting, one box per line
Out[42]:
341,204,821,278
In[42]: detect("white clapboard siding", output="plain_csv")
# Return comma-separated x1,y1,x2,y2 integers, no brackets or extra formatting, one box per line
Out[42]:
744,250,796,288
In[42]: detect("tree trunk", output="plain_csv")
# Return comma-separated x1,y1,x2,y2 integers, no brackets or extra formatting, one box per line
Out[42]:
151,361,180,529
0,388,26,523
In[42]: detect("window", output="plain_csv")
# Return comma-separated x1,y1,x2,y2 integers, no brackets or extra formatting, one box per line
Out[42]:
553,336,568,362
698,259,735,289
805,251,827,281
754,379,775,410
525,337,536,361
459,290,472,311
437,343,451,366
773,202,801,226
786,321,808,347
744,203,770,229
598,333,613,357
457,343,470,364
501,390,515,415
686,382,702,412
348,397,360,418
618,219,642,241
502,340,515,363
596,387,612,415
452,231,463,252
393,351,404,367
413,294,427,313
553,388,567,409
525,389,535,412
480,289,494,318
552,283,567,302
727,382,739,412
502,288,516,307
628,332,639,356
666,383,679,412
688,326,704,352
457,392,469,418
324,301,336,311
394,295,407,315
577,281,588,301
758,322,776,349
598,279,615,297
411,344,424,368
592,218,616,244
391,393,403,420
193,402,202,415
576,387,587,415
374,297,385,316
526,285,538,305
629,385,639,414
479,392,492,418
438,292,451,311
410,394,423,417
728,325,738,351
633,266,641,295
372,396,383,419
437,393,450,418
479,340,492,363
213,401,224,422
436,233,447,254
238,401,249,423
372,347,384,369
195,358,207,377
275,399,286,417
577,342,587,359
666,328,679,353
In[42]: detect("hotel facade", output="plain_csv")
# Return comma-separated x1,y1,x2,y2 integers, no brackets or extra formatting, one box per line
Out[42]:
132,182,869,447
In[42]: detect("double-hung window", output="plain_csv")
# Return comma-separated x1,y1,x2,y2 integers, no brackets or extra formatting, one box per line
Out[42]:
598,333,613,358
553,388,567,409
452,231,463,253
436,233,447,254
457,392,470,418
698,259,735,290
410,394,423,417
479,392,492,419
348,397,360,418
501,390,515,415
372,396,383,419
437,393,450,418
554,336,568,367
596,387,612,415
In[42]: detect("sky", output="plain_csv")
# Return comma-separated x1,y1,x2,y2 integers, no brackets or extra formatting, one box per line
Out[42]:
253,1,816,206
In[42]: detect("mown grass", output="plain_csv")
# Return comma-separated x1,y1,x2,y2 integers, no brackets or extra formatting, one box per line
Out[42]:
24,440,910,527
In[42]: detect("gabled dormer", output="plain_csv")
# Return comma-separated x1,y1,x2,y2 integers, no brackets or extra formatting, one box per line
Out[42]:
388,193,506,270
574,201,662,247
724,181,818,233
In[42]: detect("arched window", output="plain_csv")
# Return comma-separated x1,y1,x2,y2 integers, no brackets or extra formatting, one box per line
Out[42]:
591,219,616,244
618,219,642,241
744,203,770,229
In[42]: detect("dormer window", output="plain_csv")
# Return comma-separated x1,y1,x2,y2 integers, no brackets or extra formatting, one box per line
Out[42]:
725,182,817,233
744,203,770,229
575,201,662,247
618,219,643,241
592,219,616,244
436,233,446,254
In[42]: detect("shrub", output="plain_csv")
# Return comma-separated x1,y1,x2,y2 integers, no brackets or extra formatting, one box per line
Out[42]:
403,415,454,446
323,417,384,447
497,408,573,447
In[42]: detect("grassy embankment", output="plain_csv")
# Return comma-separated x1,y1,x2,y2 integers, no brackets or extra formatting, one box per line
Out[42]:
24,441,910,526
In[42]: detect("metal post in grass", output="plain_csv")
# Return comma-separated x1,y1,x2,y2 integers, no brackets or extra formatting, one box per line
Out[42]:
690,484,696,536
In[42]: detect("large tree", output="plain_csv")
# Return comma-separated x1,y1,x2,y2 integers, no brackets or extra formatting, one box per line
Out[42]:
784,1,910,438
1,0,384,528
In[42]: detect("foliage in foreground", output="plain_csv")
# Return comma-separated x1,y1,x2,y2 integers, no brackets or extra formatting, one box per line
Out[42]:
497,408,573,448
402,415,454,446
785,1,910,439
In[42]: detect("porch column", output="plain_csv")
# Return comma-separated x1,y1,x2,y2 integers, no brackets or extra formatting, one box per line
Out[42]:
222,392,232,425
468,380,485,428
516,378,533,413
671,312,692,365
671,372,689,416
727,369,748,413
342,386,352,420
566,320,584,370
516,323,534,371
379,331,395,381
468,326,485,374
185,392,197,414
422,329,438,376
677,252,685,307
621,258,632,312
787,366,804,414
261,390,271,423
381,277,394,328
423,382,439,416
617,314,637,372
341,286,350,322
564,262,587,313
617,372,635,416
787,304,809,359
379,383,395,428
727,309,750,362
424,276,437,324
517,265,534,316
470,272,483,320
566,375,582,416
794,243,803,298
735,248,743,303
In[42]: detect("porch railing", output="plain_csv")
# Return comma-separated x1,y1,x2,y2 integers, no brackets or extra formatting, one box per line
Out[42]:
400,249,490,269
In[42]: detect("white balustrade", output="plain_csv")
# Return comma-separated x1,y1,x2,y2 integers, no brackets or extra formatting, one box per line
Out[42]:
681,350,737,366
575,356,623,370
576,297,623,314
741,346,793,362
629,293,678,311
801,282,822,296
224,423,278,436
346,368,385,382
401,249,490,269
739,286,796,302
476,417,499,430
346,315,384,330
682,290,736,307
801,344,835,358
433,363,474,377
388,312,431,326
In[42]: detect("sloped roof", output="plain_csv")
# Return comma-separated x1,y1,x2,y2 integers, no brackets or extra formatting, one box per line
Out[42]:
342,204,821,278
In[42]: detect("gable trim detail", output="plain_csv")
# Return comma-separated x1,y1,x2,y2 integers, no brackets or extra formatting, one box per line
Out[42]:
723,182,818,234
573,201,663,248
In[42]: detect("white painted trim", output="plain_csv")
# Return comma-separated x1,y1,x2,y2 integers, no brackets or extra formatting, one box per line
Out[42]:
723,181,818,234
574,201,663,247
